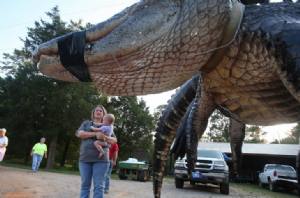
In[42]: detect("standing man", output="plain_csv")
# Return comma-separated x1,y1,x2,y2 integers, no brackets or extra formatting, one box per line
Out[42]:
104,143,119,194
31,137,47,172
0,128,8,162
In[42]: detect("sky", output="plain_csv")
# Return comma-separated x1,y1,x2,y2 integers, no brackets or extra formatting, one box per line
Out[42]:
0,0,297,142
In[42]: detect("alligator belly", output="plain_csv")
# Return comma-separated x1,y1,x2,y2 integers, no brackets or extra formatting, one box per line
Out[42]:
211,80,300,125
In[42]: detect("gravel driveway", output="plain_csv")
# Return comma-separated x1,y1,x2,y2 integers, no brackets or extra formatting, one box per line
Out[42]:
0,166,270,198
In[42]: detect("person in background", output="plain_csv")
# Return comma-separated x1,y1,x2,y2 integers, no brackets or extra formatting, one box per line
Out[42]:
31,137,47,172
104,143,119,194
0,128,8,162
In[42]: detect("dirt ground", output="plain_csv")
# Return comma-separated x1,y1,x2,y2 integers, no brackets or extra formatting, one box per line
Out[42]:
0,165,271,198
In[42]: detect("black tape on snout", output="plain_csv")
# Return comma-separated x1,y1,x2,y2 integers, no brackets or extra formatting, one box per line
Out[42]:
58,31,92,82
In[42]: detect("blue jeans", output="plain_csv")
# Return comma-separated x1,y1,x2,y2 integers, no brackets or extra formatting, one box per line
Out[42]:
79,161,109,198
32,154,43,171
105,160,113,192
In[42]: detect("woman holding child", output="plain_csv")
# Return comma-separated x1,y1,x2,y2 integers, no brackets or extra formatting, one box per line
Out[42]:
76,105,117,198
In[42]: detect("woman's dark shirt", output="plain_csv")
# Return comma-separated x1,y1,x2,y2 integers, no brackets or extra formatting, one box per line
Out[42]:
76,120,110,162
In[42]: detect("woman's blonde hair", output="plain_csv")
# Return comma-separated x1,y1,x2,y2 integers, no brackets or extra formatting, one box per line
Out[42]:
91,105,107,121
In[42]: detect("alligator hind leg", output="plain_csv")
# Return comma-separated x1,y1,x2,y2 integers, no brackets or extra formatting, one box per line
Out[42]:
185,87,216,172
170,85,216,173
229,118,245,178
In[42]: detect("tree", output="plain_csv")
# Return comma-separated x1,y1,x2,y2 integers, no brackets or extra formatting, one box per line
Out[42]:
290,123,300,144
272,123,300,144
244,125,265,143
0,6,156,169
206,110,230,142
108,97,155,161
0,7,104,168
153,104,167,123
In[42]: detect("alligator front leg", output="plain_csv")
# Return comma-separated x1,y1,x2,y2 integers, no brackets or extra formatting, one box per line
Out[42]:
229,118,245,178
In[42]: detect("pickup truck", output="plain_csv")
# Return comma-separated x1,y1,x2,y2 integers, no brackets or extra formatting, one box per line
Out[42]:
174,149,230,194
258,164,298,191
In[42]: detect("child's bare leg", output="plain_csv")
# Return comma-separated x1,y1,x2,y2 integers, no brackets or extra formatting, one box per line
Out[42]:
94,141,105,158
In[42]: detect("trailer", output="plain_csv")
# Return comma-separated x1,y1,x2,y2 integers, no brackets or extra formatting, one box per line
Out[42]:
118,158,151,182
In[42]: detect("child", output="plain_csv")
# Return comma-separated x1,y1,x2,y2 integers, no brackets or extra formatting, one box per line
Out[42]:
92,114,115,158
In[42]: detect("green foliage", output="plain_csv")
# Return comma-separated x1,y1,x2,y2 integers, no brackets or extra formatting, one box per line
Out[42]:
0,6,155,168
0,7,106,166
272,123,300,144
245,125,264,143
153,104,167,123
290,123,300,144
108,97,155,162
207,110,230,142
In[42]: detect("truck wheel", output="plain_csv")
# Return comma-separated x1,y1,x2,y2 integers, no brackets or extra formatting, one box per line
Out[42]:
137,170,146,182
258,180,264,188
220,182,229,195
190,181,196,186
175,178,184,188
269,181,277,192
118,169,127,180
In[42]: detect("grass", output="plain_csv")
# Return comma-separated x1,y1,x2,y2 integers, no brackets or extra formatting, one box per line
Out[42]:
231,183,298,198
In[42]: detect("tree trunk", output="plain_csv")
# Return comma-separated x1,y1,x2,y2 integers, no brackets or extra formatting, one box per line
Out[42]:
60,138,71,167
46,135,57,169
24,142,32,165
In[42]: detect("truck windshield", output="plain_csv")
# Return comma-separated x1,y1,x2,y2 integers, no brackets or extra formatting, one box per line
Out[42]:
266,164,295,172
197,150,222,159
275,165,295,172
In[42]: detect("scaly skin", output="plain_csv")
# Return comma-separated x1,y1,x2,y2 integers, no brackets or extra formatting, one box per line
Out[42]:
157,76,245,196
33,1,300,197
33,0,232,95
153,76,199,197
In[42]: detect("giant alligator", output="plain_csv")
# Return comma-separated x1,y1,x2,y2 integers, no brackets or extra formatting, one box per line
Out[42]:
33,0,300,197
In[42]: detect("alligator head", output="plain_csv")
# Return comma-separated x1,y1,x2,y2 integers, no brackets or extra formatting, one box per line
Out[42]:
33,0,234,96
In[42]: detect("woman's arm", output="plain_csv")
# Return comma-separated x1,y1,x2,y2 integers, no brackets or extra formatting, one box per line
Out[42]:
76,120,105,139
0,137,8,148
76,130,102,139
77,130,107,140
112,149,119,166
106,136,117,144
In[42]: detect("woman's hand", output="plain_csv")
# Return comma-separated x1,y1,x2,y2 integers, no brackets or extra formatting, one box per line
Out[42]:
95,132,105,140
90,126,101,132
106,136,117,144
